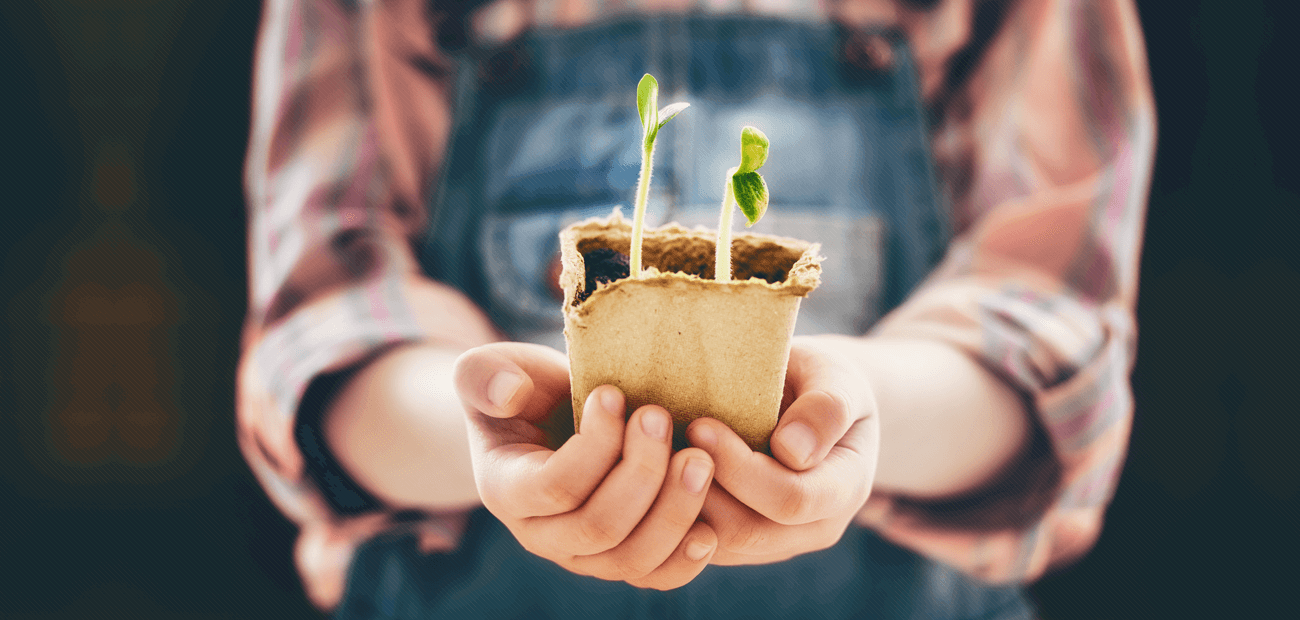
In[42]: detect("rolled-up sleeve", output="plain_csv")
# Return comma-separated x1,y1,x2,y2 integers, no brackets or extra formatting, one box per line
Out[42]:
858,0,1156,583
237,0,483,609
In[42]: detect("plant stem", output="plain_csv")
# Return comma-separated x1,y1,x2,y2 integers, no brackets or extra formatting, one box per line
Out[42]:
715,168,737,282
630,142,655,279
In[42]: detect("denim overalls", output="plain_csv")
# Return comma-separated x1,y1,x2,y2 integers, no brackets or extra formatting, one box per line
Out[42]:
336,16,1034,620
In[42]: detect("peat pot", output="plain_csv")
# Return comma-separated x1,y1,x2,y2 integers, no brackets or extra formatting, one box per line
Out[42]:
559,212,822,452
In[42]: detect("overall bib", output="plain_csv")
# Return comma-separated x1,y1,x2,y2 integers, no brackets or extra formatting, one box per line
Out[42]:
337,16,1034,619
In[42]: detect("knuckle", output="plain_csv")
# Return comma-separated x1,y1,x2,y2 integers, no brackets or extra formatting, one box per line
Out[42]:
632,458,664,482
624,578,656,591
574,515,622,552
822,386,855,427
591,550,656,582
538,480,586,514
720,519,768,554
660,507,697,533
615,556,657,582
585,560,631,583
774,479,815,525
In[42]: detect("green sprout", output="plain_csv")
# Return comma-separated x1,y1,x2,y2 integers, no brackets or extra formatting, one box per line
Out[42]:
630,74,689,279
715,126,770,282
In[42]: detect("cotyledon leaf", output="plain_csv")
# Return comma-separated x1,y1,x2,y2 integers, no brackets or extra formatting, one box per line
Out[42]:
637,74,658,140
732,171,769,226
737,126,770,174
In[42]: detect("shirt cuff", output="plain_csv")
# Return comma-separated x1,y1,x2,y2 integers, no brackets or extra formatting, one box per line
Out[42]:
241,275,429,487
858,281,1136,582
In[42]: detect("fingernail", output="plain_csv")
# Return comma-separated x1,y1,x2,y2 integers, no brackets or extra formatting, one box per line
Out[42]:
598,387,623,417
682,458,711,495
691,424,717,450
641,409,669,441
685,540,714,561
779,422,816,466
487,371,524,409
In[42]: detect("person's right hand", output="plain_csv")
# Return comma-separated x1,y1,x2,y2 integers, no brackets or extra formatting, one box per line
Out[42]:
453,342,718,590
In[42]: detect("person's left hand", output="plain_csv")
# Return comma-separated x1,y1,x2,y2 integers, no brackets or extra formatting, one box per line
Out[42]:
685,335,879,565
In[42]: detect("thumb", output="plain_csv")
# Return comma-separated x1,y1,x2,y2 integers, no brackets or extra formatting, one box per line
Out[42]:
453,342,571,421
770,338,873,471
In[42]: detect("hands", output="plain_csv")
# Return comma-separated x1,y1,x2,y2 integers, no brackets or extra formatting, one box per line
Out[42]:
454,343,718,590
687,336,880,565
453,335,878,586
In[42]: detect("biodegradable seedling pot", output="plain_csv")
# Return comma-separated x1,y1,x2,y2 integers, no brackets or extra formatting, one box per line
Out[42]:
560,211,822,452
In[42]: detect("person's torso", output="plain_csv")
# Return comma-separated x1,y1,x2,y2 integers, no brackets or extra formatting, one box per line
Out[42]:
421,16,949,348
351,16,1031,620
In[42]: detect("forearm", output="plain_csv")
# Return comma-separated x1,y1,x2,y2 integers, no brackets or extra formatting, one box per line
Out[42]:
809,334,1030,501
323,343,483,512
319,277,503,513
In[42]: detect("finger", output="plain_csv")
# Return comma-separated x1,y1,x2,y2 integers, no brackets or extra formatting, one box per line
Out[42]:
771,342,867,471
697,479,773,558
478,385,628,518
625,522,718,590
568,448,714,581
688,417,876,526
453,342,570,421
521,405,674,556
699,485,842,565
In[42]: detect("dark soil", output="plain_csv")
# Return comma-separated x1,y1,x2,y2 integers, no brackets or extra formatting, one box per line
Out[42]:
578,248,629,303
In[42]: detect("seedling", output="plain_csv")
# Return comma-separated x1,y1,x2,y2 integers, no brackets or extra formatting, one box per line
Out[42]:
560,106,816,453
715,126,770,282
630,74,690,279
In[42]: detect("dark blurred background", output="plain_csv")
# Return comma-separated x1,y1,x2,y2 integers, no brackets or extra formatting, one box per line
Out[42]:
1,0,1294,618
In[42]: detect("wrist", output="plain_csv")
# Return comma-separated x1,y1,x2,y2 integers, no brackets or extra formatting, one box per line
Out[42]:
323,342,482,512
802,334,1031,501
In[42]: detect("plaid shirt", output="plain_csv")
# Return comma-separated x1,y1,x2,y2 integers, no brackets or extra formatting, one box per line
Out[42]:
240,0,1155,610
